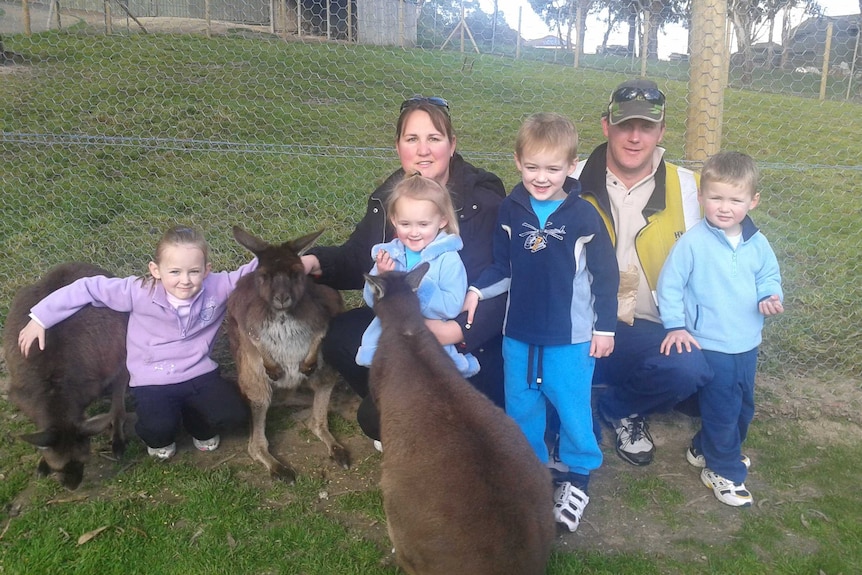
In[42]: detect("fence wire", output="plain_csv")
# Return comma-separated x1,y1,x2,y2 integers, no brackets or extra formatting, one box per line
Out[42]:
1,0,860,384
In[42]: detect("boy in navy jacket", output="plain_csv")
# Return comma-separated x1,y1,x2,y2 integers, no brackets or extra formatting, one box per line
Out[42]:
464,113,619,532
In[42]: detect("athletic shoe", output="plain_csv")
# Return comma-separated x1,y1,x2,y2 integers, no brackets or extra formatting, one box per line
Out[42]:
686,444,750,469
613,415,654,466
553,482,590,532
701,468,753,507
373,440,383,453
147,442,177,460
193,435,220,452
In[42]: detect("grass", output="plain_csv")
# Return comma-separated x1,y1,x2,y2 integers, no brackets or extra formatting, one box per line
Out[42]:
0,30,858,377
0,24,861,574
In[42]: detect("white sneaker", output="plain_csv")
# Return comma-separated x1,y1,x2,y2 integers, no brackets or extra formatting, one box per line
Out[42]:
553,482,589,532
372,440,383,453
147,442,177,460
701,468,753,507
193,435,220,452
686,445,750,469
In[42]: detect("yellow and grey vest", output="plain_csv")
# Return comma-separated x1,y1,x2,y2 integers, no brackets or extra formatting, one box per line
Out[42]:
576,144,701,293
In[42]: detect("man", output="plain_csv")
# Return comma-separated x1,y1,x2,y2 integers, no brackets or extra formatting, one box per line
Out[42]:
575,78,713,466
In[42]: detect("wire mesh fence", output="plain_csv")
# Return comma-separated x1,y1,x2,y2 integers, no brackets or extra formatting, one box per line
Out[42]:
1,0,860,383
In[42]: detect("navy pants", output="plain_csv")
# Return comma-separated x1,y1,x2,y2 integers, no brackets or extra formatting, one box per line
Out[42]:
131,370,249,449
322,305,505,440
595,319,713,420
692,348,758,484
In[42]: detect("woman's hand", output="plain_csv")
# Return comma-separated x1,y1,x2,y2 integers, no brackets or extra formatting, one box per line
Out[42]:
424,318,465,346
18,319,46,357
301,254,321,277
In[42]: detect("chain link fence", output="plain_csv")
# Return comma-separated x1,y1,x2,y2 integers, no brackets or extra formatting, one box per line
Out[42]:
1,0,860,384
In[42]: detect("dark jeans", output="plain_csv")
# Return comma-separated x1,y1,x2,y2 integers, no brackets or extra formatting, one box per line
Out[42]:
131,370,248,448
322,306,505,441
595,319,713,421
692,348,757,484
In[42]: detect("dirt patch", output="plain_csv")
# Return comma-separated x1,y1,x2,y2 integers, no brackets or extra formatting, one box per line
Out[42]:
2,367,860,560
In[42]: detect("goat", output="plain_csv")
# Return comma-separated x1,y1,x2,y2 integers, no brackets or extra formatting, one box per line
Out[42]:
226,226,349,483
365,263,556,575
2,262,129,490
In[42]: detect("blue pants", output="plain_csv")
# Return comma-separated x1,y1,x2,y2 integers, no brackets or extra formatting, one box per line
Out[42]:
692,349,758,484
131,370,249,448
504,337,602,478
595,319,713,420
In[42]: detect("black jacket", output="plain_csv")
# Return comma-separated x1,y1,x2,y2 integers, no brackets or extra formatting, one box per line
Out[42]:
309,153,507,352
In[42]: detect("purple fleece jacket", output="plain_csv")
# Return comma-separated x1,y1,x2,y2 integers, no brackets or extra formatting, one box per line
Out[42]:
30,259,257,387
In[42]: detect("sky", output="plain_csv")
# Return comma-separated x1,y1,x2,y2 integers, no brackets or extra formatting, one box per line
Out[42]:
477,0,860,59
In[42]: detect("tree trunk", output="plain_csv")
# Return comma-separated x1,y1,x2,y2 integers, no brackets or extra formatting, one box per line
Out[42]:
780,4,792,68
731,13,754,85
601,6,616,52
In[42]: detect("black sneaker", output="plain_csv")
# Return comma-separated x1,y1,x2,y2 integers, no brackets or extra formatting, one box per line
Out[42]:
613,415,654,466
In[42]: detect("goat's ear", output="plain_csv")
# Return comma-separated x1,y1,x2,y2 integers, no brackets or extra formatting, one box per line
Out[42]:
364,273,386,301
405,262,430,291
232,226,270,254
20,429,60,449
291,229,326,256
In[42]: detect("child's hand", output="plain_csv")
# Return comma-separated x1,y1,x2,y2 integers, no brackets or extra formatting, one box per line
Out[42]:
660,329,701,356
759,294,784,316
462,290,480,327
590,334,614,358
18,319,46,358
376,250,395,273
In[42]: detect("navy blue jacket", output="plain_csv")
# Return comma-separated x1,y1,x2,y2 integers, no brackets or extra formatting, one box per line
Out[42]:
472,177,619,346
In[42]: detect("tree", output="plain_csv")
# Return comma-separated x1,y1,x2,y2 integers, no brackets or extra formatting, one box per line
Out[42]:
727,0,820,83
529,0,573,50
590,0,684,60
419,0,520,51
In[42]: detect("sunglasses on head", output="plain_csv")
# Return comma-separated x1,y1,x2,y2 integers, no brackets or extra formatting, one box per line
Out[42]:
400,96,450,114
610,87,666,106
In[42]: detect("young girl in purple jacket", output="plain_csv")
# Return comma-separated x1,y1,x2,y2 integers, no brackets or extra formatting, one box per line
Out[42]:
18,225,257,460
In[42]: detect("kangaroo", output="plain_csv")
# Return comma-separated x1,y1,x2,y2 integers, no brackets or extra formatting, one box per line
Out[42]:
365,263,555,575
226,226,349,483
2,262,129,490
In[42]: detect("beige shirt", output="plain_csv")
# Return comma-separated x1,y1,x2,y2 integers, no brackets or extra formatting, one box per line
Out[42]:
606,147,665,324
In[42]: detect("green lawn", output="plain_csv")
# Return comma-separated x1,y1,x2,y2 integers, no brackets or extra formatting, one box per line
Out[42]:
1,26,861,574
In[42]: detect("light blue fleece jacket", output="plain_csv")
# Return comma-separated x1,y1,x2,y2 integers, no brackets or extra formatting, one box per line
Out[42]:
657,216,783,354
356,231,480,377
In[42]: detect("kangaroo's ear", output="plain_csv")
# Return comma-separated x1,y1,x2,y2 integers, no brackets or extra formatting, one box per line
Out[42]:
291,229,326,256
364,273,386,301
405,262,430,292
232,226,270,254
21,428,61,449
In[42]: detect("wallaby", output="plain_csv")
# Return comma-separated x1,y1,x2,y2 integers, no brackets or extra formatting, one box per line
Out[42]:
2,262,129,490
226,226,349,483
365,263,555,575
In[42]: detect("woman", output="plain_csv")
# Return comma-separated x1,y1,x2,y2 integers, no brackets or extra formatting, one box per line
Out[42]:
302,96,507,440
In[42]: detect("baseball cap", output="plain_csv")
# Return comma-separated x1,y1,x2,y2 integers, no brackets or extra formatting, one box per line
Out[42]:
606,79,666,125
